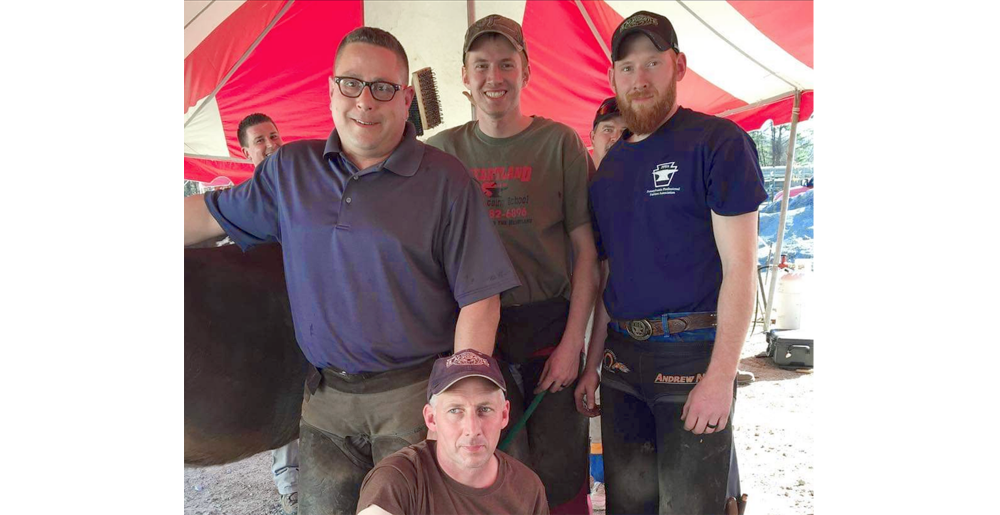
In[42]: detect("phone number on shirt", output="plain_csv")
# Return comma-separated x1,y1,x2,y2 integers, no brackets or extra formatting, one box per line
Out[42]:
489,207,528,219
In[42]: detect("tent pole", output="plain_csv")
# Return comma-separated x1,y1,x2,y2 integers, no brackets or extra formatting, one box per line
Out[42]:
467,0,477,122
762,90,802,333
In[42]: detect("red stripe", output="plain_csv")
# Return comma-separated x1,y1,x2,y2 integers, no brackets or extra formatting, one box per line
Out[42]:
521,0,615,149
725,90,814,132
184,157,254,184
214,1,361,159
184,1,288,113
727,1,814,68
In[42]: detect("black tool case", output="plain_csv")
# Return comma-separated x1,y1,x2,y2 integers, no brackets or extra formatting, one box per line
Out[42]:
766,329,813,369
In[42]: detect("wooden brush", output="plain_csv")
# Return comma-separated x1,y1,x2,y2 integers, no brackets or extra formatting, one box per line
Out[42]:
408,67,442,136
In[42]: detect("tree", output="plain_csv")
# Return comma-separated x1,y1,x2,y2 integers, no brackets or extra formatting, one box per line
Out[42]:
748,119,813,167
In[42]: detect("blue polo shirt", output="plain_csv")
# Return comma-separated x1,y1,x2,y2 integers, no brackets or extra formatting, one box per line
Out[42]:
205,122,520,373
589,107,767,320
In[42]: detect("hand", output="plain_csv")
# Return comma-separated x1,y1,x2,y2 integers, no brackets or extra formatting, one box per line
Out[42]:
681,375,734,434
534,340,581,394
574,368,601,417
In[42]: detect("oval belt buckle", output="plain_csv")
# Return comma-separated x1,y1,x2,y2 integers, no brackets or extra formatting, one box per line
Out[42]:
626,319,653,341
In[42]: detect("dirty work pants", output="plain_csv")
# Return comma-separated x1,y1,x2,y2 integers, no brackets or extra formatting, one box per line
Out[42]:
599,324,741,515
271,439,299,495
496,298,590,513
297,358,433,515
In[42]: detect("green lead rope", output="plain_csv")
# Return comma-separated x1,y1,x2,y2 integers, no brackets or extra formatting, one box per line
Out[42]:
497,391,546,452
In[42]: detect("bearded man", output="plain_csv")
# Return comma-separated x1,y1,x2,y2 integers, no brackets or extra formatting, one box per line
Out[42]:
580,10,766,515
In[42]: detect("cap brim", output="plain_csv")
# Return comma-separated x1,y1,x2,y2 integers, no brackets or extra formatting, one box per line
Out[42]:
433,374,506,399
464,31,526,55
593,112,622,129
613,28,672,61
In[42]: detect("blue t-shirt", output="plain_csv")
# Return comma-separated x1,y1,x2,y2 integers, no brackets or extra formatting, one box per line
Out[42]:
589,107,767,320
205,123,520,373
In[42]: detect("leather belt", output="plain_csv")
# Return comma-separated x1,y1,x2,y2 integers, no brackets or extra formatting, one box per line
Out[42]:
612,313,718,341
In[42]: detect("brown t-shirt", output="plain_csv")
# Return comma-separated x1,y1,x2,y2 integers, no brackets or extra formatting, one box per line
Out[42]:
357,440,549,515
427,117,594,307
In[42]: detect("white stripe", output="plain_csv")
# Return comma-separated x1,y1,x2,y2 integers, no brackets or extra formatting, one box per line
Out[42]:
575,0,611,63
365,1,475,136
469,0,526,26
680,1,813,88
184,95,229,157
184,0,246,59
605,1,813,104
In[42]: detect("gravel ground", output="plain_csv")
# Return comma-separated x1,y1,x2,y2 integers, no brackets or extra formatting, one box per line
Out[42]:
184,328,813,515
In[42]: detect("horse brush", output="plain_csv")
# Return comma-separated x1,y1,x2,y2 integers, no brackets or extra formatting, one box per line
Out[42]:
407,67,443,136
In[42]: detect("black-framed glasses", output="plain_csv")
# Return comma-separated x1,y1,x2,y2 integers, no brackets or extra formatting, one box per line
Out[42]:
333,76,402,102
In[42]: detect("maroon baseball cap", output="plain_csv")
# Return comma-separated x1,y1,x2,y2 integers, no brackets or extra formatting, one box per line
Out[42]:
593,97,620,129
427,349,507,401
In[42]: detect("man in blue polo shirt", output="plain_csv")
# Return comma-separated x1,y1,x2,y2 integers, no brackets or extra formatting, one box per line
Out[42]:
184,27,519,515
581,11,765,515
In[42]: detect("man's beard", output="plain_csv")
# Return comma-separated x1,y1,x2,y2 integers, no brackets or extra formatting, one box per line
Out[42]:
617,78,677,136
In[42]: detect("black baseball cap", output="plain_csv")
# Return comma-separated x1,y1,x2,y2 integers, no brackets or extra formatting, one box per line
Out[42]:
592,97,620,129
611,11,679,62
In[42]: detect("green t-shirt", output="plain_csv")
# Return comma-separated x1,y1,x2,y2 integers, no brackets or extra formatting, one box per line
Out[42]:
427,117,594,307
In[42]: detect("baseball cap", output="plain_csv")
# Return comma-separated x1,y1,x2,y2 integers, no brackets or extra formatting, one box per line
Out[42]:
463,14,528,64
427,349,507,401
610,11,679,62
592,97,620,129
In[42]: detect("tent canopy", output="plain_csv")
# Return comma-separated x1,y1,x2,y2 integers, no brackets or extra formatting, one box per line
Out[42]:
184,0,813,184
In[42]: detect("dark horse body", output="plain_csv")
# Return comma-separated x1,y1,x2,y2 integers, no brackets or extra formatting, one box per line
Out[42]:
184,243,308,466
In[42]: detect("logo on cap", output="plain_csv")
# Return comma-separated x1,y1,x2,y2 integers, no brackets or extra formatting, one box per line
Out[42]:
446,351,490,368
620,14,659,32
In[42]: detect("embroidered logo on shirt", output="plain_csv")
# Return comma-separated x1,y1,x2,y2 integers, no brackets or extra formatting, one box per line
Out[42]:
602,350,632,374
446,351,490,368
646,162,681,197
654,373,704,384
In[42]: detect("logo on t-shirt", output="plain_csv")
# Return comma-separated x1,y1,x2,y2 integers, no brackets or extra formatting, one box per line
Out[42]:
646,162,681,197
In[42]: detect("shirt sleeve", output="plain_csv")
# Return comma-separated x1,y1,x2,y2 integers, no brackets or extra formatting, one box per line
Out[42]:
705,126,768,216
357,465,415,515
562,133,595,233
441,175,522,307
204,159,282,251
533,480,550,515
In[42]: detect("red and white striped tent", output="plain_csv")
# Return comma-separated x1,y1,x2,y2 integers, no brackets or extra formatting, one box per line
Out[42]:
184,0,813,185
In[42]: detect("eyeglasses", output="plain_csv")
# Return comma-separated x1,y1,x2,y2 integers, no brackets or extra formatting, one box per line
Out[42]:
333,76,403,102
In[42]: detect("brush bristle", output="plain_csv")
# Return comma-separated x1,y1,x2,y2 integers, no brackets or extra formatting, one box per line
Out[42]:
411,67,442,133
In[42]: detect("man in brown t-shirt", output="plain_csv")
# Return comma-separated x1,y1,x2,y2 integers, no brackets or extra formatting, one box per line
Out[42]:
356,350,548,515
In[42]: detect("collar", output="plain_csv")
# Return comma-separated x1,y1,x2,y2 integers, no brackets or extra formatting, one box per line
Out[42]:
323,122,423,177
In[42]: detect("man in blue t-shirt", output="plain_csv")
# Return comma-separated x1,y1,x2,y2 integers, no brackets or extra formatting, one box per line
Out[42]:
184,28,519,515
579,11,766,515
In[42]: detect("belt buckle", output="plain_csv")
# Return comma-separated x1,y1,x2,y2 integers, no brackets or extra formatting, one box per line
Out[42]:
626,319,653,341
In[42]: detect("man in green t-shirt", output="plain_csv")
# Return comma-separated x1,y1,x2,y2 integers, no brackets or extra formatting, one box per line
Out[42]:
426,14,598,514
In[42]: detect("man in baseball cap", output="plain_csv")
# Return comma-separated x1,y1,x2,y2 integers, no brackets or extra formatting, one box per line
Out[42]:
356,350,549,515
584,9,765,515
428,12,598,515
589,97,627,169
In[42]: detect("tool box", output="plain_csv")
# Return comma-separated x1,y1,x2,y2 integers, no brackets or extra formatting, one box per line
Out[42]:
766,329,813,369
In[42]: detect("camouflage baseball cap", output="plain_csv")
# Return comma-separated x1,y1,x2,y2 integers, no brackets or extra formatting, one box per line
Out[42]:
463,14,528,64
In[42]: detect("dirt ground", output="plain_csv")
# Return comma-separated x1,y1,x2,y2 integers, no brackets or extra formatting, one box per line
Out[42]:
183,328,813,515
